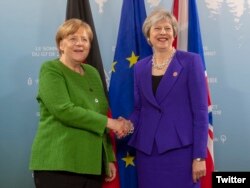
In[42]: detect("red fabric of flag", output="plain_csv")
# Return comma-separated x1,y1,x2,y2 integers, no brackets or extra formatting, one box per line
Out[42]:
102,109,121,188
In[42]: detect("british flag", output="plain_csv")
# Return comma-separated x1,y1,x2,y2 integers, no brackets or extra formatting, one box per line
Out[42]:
172,0,214,188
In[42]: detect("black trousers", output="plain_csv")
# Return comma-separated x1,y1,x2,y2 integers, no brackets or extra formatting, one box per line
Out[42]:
33,171,102,188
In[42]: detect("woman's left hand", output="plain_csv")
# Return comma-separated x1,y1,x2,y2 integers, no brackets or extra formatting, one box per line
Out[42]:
105,162,116,182
192,159,206,183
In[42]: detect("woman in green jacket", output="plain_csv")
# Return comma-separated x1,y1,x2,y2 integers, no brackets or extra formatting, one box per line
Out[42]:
29,18,132,188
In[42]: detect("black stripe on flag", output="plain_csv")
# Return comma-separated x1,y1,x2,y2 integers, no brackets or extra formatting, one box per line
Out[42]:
66,0,108,99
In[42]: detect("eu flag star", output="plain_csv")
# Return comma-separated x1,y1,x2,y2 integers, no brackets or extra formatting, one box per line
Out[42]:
122,152,135,167
111,61,117,72
126,51,139,68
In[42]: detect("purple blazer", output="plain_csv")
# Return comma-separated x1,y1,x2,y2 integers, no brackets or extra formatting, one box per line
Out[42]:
128,50,208,159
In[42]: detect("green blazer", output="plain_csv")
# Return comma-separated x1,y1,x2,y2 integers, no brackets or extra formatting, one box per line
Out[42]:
29,59,115,175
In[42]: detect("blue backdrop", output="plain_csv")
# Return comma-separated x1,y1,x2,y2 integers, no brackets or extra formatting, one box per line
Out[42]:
1,0,250,187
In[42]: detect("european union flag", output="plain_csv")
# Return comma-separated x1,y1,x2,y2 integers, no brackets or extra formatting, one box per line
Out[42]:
109,0,152,187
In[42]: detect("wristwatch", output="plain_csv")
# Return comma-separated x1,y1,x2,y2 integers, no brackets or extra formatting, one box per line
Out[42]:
194,158,205,161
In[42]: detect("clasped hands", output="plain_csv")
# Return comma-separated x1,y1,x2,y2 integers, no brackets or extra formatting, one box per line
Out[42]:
116,117,134,139
107,117,134,139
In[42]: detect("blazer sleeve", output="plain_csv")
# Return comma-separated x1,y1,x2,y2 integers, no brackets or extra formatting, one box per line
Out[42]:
188,54,209,159
129,65,141,128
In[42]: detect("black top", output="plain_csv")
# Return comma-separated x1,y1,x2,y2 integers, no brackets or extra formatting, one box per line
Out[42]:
152,75,163,96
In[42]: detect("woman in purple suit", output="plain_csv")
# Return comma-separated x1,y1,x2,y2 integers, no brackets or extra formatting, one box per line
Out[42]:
128,9,208,188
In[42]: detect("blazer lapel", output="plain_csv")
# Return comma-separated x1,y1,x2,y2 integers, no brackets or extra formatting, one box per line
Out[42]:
141,58,161,109
156,55,183,104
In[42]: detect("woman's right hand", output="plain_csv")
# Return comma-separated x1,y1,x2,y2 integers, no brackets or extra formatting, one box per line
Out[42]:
104,162,116,182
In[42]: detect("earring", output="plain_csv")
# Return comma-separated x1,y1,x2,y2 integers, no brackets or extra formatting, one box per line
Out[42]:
147,38,151,46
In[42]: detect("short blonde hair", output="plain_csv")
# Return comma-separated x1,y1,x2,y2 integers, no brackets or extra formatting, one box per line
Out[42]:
142,8,178,39
55,18,93,55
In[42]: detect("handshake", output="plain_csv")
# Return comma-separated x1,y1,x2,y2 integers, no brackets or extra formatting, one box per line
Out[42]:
107,117,134,139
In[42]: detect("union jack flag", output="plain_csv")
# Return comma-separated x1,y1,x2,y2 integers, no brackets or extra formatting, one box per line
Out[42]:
172,0,214,188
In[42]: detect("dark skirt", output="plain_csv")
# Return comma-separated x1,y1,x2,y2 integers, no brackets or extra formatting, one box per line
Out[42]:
136,144,200,188
33,171,102,188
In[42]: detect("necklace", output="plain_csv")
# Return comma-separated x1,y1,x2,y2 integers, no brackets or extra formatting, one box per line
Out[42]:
152,60,168,70
152,48,176,70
